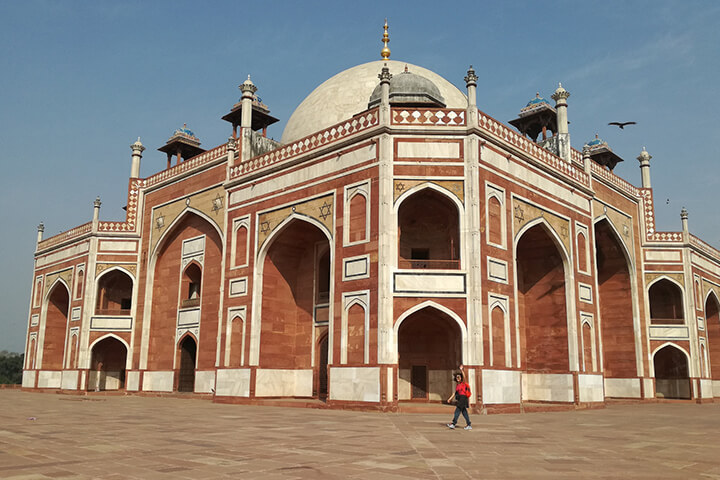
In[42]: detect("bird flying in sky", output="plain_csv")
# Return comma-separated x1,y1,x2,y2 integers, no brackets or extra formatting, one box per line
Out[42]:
608,121,637,129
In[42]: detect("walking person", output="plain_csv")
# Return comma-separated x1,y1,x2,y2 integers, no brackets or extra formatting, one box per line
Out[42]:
447,365,472,430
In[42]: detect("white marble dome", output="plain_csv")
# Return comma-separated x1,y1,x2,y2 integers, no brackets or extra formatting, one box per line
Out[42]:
281,60,468,144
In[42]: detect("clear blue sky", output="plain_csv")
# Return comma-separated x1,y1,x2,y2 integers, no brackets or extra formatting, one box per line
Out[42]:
1,1,719,353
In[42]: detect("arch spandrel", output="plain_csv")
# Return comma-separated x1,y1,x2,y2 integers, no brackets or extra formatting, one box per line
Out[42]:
393,180,464,204
645,273,685,288
95,263,137,278
702,280,720,303
512,198,570,253
149,186,226,254
593,200,634,256
257,194,334,249
44,268,73,297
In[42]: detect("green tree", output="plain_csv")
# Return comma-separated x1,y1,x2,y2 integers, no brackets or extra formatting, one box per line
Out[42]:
0,351,24,384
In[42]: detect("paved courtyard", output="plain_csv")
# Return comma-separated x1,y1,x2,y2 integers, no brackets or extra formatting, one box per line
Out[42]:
1,390,720,479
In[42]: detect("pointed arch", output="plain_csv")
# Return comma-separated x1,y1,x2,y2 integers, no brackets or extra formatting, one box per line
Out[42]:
593,215,635,270
704,290,720,380
151,207,224,260
94,267,135,315
652,343,691,399
40,279,71,370
394,182,465,213
89,334,129,391
514,218,576,373
648,276,685,325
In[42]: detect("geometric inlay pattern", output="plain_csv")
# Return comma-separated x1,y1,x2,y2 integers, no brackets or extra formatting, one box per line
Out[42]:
257,193,334,249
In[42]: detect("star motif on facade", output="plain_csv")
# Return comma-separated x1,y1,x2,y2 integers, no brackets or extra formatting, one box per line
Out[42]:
395,182,405,192
155,214,165,230
211,194,223,214
259,221,270,234
318,201,332,221
623,224,630,238
514,205,524,223
560,225,568,239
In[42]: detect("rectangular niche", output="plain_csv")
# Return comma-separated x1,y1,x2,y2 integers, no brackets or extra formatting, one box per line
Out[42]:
578,283,593,303
487,257,508,284
229,277,248,297
343,255,370,281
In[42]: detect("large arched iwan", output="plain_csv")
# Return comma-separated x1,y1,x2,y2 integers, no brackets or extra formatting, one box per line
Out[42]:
516,223,569,373
595,220,636,378
705,292,720,380
43,282,70,370
148,213,223,371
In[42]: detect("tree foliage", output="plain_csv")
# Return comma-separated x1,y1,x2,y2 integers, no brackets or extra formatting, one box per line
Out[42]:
0,351,24,384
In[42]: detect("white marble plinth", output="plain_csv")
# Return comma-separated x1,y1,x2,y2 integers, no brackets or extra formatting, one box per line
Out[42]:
255,369,313,397
37,370,62,389
329,367,380,402
482,369,521,404
578,374,604,402
61,370,79,390
194,370,216,393
700,379,714,398
215,369,251,397
126,371,140,391
22,370,36,388
522,373,573,402
604,378,641,398
142,371,174,392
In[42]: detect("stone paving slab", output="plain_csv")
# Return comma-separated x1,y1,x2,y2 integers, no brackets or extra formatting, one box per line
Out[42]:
1,390,720,479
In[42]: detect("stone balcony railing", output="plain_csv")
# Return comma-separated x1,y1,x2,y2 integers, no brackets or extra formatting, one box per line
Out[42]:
37,222,93,250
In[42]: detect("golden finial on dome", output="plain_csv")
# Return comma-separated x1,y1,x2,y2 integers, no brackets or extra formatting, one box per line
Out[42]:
381,19,391,60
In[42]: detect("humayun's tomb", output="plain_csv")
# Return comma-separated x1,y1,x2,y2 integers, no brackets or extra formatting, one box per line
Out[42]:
22,24,720,412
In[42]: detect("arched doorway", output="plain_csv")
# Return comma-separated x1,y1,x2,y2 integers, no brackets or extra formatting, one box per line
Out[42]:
654,345,690,399
89,337,127,391
649,279,684,325
42,282,70,370
259,218,330,399
317,334,329,400
177,335,197,393
516,223,569,373
397,307,462,402
398,188,460,270
594,220,637,379
705,293,720,381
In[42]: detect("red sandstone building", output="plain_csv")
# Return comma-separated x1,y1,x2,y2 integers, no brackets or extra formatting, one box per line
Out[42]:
23,34,720,411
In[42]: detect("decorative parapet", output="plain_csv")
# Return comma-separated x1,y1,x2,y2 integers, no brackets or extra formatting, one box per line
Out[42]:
391,108,466,126
146,144,228,188
97,179,143,233
37,222,93,250
690,234,720,261
477,110,590,188
229,109,379,179
639,188,682,243
590,161,639,197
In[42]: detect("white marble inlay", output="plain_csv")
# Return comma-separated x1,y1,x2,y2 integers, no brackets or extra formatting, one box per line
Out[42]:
216,369,251,397
700,379,714,399
649,326,689,340
578,283,593,303
30,314,39,326
255,369,313,397
99,240,137,252
71,307,81,321
487,257,508,283
36,241,90,267
691,252,720,276
397,141,460,159
142,371,174,392
394,272,465,294
644,250,682,262
178,308,200,327
482,369,521,404
604,377,641,398
182,236,205,257
90,316,132,330
229,277,248,296
343,255,370,280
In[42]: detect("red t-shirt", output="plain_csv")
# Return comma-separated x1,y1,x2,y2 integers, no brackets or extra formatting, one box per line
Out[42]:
456,381,471,397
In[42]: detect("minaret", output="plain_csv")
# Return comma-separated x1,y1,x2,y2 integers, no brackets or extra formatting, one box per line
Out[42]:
551,83,571,162
465,65,478,128
130,137,145,178
36,222,44,245
681,207,689,242
227,136,237,169
637,147,652,188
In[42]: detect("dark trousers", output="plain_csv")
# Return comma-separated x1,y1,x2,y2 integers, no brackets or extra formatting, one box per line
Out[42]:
452,405,471,426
